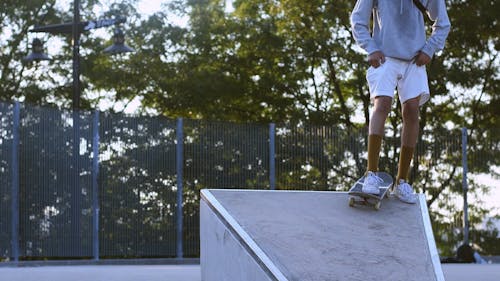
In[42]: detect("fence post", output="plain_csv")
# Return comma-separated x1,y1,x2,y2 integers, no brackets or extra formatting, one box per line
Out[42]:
462,127,469,245
72,110,82,255
11,102,20,262
92,110,100,260
269,123,276,190
176,118,184,258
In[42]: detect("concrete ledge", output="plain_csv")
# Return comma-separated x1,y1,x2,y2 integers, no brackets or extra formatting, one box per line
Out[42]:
201,191,286,281
201,189,444,281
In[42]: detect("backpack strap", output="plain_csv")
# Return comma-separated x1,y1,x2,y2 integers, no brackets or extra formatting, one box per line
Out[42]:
412,0,427,15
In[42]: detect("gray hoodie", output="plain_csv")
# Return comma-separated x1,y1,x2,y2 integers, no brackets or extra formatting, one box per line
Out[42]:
351,0,451,61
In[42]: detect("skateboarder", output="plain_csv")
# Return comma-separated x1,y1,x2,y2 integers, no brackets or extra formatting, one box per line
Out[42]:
350,0,450,203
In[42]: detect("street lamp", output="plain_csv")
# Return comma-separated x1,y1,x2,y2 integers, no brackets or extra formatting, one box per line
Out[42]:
103,28,135,54
23,15,135,111
23,38,51,62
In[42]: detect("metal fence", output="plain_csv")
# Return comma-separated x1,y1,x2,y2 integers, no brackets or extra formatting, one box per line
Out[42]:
0,101,498,261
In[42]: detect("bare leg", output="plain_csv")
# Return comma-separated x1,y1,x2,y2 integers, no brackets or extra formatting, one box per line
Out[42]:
397,97,420,182
369,96,392,136
367,96,392,172
401,97,420,147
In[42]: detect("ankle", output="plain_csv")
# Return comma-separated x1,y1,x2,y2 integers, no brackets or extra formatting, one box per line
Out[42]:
396,177,407,183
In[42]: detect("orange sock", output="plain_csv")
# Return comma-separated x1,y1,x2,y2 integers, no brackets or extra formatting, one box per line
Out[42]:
367,134,383,173
397,146,415,182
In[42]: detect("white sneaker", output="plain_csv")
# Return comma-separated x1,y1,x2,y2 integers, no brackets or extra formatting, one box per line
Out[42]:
394,179,417,204
362,171,382,195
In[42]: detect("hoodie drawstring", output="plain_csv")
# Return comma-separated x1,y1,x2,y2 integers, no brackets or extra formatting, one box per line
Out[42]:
400,0,404,15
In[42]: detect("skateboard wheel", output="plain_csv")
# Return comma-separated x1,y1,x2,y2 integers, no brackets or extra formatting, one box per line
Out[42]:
349,197,355,207
374,202,381,210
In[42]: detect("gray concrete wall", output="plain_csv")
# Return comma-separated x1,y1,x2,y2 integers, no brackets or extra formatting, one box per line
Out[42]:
200,196,281,281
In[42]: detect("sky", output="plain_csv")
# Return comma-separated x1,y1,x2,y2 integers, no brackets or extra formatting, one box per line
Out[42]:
137,0,164,15
136,0,188,25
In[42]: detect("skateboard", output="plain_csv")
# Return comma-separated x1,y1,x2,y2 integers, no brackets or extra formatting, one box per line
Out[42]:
348,172,393,210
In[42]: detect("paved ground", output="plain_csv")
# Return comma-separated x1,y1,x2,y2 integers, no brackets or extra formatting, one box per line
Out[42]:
0,264,498,281
0,265,201,281
442,264,500,281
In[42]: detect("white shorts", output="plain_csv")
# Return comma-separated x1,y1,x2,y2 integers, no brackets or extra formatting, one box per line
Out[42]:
366,57,430,106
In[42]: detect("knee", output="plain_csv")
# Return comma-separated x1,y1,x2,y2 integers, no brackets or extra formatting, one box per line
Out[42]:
402,99,420,122
373,97,392,116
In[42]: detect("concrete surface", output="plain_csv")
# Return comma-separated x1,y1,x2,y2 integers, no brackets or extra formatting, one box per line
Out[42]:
201,199,277,281
201,189,443,281
0,265,201,281
443,264,500,281
0,264,499,281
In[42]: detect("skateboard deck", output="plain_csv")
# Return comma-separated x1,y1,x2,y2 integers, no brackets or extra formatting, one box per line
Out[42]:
348,172,393,210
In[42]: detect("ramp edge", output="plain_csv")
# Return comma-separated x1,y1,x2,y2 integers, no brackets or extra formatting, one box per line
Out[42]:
419,194,446,281
201,189,289,281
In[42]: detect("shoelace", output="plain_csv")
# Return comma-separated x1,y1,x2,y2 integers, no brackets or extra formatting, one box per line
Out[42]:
366,173,384,185
398,181,413,196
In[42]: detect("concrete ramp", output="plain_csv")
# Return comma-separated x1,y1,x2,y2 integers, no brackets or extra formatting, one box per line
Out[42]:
200,190,444,281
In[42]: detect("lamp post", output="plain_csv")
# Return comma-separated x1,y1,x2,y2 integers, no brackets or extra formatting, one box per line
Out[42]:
24,0,134,260
24,6,134,109
72,0,81,111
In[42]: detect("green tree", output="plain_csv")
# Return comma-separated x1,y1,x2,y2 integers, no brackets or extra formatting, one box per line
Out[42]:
136,0,497,256
1,0,498,257
0,0,59,104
